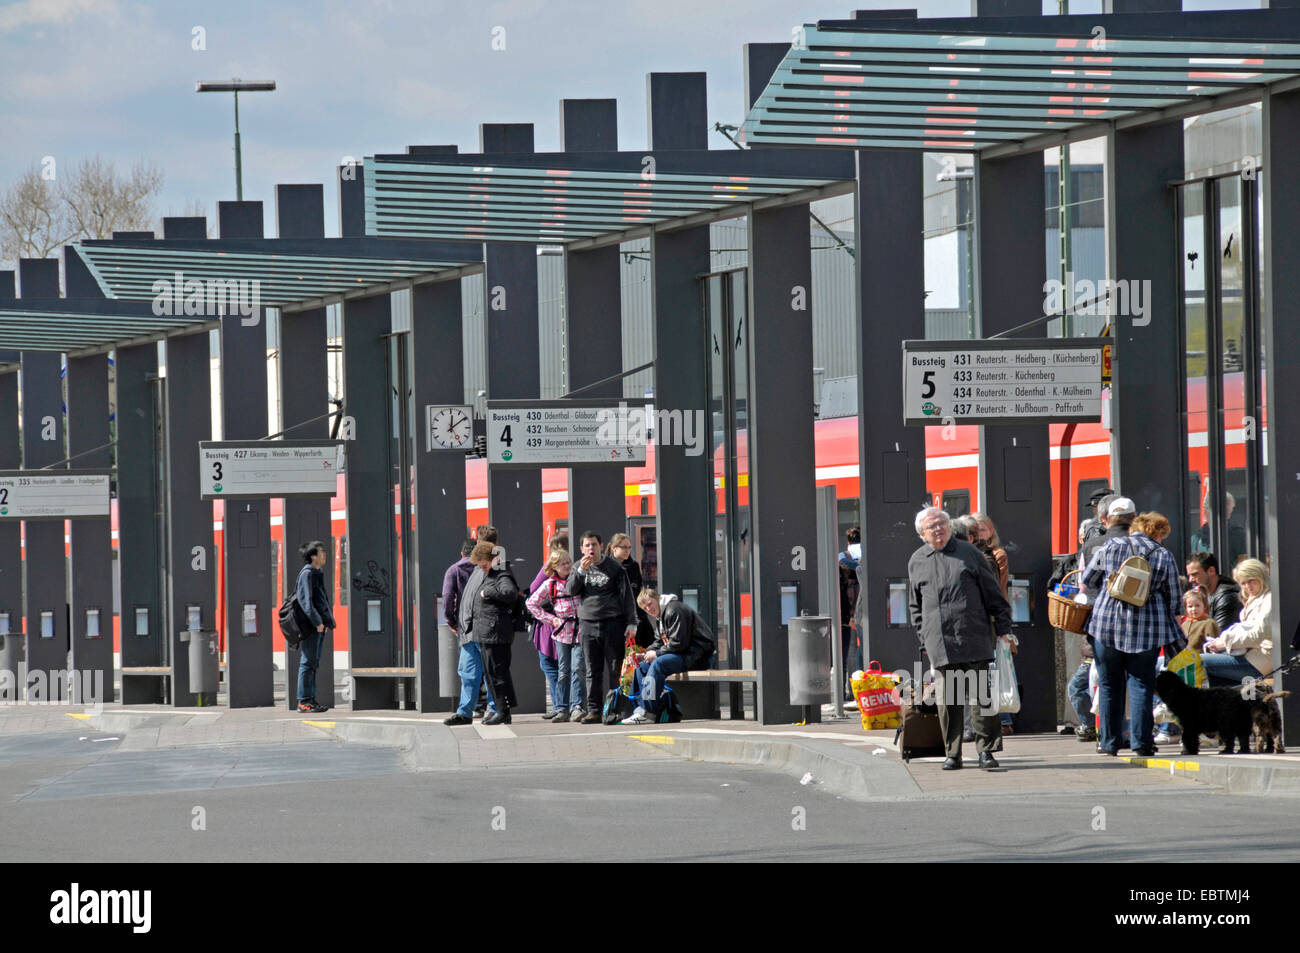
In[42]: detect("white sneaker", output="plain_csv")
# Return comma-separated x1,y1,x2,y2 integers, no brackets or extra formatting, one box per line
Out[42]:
1154,730,1173,745
621,708,653,725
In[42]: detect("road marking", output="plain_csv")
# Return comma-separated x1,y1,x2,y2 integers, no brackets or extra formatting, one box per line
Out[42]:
1120,754,1200,772
303,720,336,728
629,735,676,745
65,713,91,721
474,724,516,740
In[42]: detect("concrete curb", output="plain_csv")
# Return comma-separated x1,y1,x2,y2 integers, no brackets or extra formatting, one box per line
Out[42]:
305,720,458,772
1121,752,1300,796
629,733,922,801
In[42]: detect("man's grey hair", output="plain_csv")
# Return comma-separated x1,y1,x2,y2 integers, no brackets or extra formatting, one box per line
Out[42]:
915,506,950,536
952,514,981,541
1097,494,1117,518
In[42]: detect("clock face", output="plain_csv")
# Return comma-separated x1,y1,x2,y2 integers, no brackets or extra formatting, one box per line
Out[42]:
428,405,473,450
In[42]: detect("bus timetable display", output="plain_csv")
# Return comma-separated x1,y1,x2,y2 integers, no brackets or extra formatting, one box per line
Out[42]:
199,441,344,500
486,399,646,468
902,339,1109,426
0,471,112,520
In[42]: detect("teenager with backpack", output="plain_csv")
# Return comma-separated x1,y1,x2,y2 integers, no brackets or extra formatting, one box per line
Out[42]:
295,541,335,714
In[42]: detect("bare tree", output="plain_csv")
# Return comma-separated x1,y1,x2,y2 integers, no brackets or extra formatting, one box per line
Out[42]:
0,165,76,263
0,155,164,268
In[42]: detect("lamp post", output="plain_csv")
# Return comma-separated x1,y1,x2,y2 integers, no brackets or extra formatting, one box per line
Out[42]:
195,79,276,201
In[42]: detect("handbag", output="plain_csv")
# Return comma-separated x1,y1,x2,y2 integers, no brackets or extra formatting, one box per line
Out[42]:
994,636,1021,714
1106,538,1151,607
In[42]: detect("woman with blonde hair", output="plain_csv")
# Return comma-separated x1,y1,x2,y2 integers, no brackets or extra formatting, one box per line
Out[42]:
527,548,583,721
1201,558,1273,687
971,512,1008,597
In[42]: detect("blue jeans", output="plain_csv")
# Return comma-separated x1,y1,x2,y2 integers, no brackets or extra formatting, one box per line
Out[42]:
538,649,559,710
1068,661,1092,725
1094,641,1158,753
1200,652,1263,688
456,643,496,718
555,640,585,711
297,630,324,703
632,652,689,715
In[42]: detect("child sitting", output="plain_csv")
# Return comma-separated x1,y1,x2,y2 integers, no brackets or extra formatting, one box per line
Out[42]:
1180,588,1219,652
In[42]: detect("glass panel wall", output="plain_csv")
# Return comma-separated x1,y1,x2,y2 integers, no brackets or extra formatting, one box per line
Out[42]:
1182,183,1209,561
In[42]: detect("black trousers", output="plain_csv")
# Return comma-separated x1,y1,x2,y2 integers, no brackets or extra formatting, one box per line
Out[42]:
482,642,516,711
581,617,626,713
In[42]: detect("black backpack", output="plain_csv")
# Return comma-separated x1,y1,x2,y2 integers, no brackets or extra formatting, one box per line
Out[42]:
279,567,312,649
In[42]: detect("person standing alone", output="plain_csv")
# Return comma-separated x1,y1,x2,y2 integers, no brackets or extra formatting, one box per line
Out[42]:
295,540,334,714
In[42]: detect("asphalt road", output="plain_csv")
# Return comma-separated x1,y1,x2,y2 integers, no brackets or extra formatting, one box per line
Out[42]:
1,731,1297,862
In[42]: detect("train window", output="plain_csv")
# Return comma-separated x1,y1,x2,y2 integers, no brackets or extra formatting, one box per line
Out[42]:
941,489,970,519
836,498,860,544
1077,479,1110,530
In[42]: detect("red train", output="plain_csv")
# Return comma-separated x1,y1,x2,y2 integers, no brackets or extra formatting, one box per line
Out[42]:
94,371,1246,662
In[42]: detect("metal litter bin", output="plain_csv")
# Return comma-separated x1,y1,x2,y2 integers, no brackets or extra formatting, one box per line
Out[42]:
788,615,832,705
181,629,219,695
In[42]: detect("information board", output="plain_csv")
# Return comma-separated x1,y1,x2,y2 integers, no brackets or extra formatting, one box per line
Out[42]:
902,339,1109,426
486,400,647,467
0,471,111,520
199,441,344,500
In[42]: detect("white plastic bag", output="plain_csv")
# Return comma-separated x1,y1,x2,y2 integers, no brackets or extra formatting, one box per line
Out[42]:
995,636,1021,714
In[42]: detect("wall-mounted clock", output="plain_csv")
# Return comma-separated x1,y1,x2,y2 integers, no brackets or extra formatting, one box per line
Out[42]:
426,404,474,451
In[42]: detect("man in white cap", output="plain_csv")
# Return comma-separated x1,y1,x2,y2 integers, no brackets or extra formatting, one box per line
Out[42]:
1079,494,1136,571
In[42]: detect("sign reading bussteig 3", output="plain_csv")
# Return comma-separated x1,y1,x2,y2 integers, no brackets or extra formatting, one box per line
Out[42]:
902,339,1109,427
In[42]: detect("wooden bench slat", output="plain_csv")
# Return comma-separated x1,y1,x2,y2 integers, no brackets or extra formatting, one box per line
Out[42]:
351,667,417,677
122,667,171,675
667,669,757,683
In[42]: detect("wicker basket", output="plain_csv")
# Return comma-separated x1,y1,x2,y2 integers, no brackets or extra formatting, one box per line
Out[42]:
1048,569,1091,634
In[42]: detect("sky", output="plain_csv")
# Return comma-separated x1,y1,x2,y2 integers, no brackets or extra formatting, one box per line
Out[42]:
0,0,1262,239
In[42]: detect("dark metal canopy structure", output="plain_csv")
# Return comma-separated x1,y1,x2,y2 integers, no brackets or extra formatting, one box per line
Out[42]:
364,149,856,245
742,9,1300,154
74,236,481,305
0,298,196,353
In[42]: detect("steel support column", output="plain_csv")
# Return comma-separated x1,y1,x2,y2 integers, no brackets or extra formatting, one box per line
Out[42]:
1261,86,1300,740
18,259,67,701
1105,122,1186,556
276,185,335,710
218,201,273,707
341,292,397,709
481,121,546,713
648,73,716,665
410,278,465,713
0,273,18,688
66,346,113,705
563,99,627,546
747,203,817,725
974,151,1054,733
854,151,927,679
163,329,214,706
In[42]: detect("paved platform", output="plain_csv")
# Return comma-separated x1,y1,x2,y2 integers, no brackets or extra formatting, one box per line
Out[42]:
5,701,1297,799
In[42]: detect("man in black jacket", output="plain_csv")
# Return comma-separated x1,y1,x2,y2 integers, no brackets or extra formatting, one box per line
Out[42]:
567,530,638,724
1186,552,1242,630
908,508,1012,770
622,590,716,724
295,541,335,714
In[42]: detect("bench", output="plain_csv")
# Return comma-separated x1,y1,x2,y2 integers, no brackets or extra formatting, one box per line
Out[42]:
666,669,757,684
350,667,417,678
121,666,171,676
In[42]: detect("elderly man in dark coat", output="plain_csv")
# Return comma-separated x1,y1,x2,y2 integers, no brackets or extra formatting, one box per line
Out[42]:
908,506,1013,770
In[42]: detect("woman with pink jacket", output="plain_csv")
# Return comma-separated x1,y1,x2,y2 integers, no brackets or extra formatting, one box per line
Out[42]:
527,549,583,722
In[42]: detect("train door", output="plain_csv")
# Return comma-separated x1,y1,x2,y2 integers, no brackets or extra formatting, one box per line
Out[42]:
1178,171,1265,569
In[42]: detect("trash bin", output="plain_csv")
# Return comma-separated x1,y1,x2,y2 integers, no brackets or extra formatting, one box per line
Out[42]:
788,615,832,705
181,630,219,695
439,623,459,698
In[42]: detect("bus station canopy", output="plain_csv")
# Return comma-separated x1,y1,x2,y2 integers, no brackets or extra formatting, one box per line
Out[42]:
742,9,1300,154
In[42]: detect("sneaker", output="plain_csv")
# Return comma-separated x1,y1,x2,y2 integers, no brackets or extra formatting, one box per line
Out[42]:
621,708,652,725
443,714,472,726
580,712,602,725
552,708,571,723
297,702,315,713
1075,725,1097,742
542,709,560,720
1153,730,1173,745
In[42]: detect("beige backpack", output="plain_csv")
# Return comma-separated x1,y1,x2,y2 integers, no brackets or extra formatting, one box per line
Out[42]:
1107,539,1151,607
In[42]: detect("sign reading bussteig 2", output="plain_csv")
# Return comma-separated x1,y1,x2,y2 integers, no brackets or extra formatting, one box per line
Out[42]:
902,339,1109,427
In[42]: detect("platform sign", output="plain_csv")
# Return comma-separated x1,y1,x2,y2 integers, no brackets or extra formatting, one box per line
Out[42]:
199,440,344,500
0,471,111,520
486,399,646,467
902,338,1109,426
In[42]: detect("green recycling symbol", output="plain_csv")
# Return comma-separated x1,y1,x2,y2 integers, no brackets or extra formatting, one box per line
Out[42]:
213,484,223,492
501,451,512,461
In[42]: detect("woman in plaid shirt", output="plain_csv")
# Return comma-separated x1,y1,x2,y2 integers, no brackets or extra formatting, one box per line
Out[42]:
1081,507,1185,757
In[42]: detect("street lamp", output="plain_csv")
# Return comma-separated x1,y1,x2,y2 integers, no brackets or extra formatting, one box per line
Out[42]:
195,79,276,201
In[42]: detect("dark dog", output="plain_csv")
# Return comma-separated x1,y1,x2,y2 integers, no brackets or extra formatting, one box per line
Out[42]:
1155,671,1257,755
1249,688,1288,754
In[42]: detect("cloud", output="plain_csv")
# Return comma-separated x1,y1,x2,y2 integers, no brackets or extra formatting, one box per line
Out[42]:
0,0,119,34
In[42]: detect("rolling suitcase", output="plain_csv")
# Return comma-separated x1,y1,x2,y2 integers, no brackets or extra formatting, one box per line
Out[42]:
894,666,946,763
